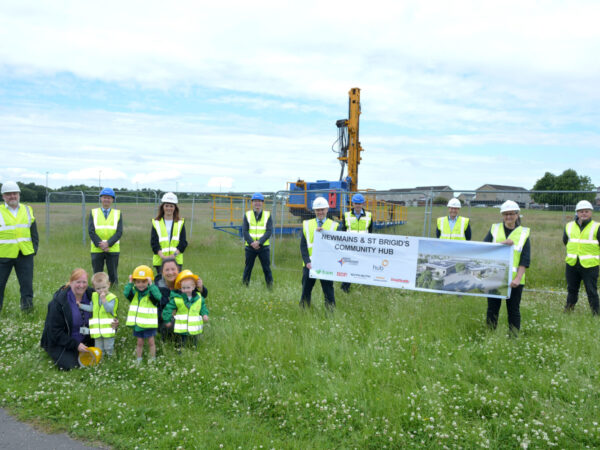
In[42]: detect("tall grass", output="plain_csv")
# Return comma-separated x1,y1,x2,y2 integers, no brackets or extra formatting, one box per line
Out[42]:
0,204,598,448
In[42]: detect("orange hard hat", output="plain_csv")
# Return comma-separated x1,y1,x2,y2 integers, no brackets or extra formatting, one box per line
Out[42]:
174,269,199,290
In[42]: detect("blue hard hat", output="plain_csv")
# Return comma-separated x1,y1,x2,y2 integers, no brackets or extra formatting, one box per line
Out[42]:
99,187,115,198
352,193,365,204
251,192,265,201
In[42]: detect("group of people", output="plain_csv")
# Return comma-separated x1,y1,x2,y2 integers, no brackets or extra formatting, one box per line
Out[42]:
0,180,598,366
435,197,599,335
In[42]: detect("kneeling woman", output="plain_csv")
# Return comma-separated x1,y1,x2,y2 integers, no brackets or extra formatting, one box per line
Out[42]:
483,200,531,335
41,269,117,370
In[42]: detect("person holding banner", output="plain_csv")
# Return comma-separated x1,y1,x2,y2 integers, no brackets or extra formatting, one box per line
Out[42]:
483,200,530,335
436,198,471,240
563,200,600,315
339,193,373,293
300,197,339,309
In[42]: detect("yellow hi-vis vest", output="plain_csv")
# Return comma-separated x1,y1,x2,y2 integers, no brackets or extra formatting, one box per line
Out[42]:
302,218,339,266
437,216,469,240
0,204,35,258
565,220,600,268
152,218,184,266
173,295,204,335
344,210,372,234
90,208,121,253
126,290,158,329
245,210,270,246
490,223,530,284
89,292,118,338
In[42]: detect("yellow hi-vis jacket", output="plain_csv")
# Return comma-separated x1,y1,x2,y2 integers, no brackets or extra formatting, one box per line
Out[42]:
89,292,118,338
0,204,35,258
126,290,158,329
90,208,121,253
565,220,600,268
172,295,204,335
246,210,270,246
152,218,184,266
344,210,372,233
490,223,530,284
437,216,469,240
302,218,338,266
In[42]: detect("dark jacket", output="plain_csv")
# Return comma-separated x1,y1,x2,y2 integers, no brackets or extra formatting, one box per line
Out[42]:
40,286,94,368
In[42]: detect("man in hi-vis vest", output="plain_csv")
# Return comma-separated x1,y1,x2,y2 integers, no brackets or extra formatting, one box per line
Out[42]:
436,198,471,241
88,187,122,286
339,193,372,293
300,197,339,309
242,192,273,288
0,181,38,312
564,200,600,315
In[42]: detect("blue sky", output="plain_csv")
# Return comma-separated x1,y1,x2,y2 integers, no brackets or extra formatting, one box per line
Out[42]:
1,0,599,193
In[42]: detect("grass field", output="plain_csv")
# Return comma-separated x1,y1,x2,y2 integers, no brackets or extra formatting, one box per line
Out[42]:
0,203,599,448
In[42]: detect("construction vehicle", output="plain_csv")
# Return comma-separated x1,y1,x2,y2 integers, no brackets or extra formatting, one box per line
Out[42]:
211,88,406,237
287,87,362,218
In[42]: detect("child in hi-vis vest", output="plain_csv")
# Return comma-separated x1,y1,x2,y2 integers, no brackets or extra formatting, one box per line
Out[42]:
88,272,118,356
124,265,162,363
162,270,208,348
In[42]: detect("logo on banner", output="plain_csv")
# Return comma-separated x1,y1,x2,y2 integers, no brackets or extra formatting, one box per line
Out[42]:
316,269,333,275
391,278,409,283
338,257,359,266
373,259,389,272
337,272,347,277
374,276,386,282
351,273,370,279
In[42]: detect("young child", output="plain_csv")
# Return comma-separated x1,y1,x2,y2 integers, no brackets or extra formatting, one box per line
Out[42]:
162,270,208,348
124,265,162,363
88,272,118,356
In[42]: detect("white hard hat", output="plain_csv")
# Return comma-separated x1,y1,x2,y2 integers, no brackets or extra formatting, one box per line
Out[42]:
500,200,520,213
1,181,20,194
575,200,594,211
161,192,178,204
312,197,329,210
447,198,461,208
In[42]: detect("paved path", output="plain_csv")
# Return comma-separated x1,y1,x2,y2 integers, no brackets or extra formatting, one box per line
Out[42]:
0,408,105,450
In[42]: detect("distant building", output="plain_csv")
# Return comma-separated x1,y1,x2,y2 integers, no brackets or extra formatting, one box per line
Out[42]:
425,260,456,277
474,184,531,206
379,186,454,206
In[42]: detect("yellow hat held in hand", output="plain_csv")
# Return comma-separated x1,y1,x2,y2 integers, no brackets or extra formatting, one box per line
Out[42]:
132,265,154,281
78,347,102,367
174,269,199,290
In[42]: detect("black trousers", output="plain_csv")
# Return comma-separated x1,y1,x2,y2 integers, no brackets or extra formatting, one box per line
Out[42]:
300,266,335,308
565,262,599,314
243,246,273,286
0,253,34,311
487,284,524,332
91,252,120,285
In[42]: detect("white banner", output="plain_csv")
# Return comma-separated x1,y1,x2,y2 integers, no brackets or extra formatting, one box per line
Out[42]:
310,230,514,299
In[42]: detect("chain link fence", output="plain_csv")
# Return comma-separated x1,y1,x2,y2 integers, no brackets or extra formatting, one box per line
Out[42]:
32,188,599,289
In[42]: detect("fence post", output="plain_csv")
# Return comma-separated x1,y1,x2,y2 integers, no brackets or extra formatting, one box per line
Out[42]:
45,192,50,241
81,191,86,246
190,195,195,239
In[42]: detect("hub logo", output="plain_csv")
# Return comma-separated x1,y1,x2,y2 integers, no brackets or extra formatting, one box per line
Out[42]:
382,259,389,267
373,265,384,272
338,257,359,266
